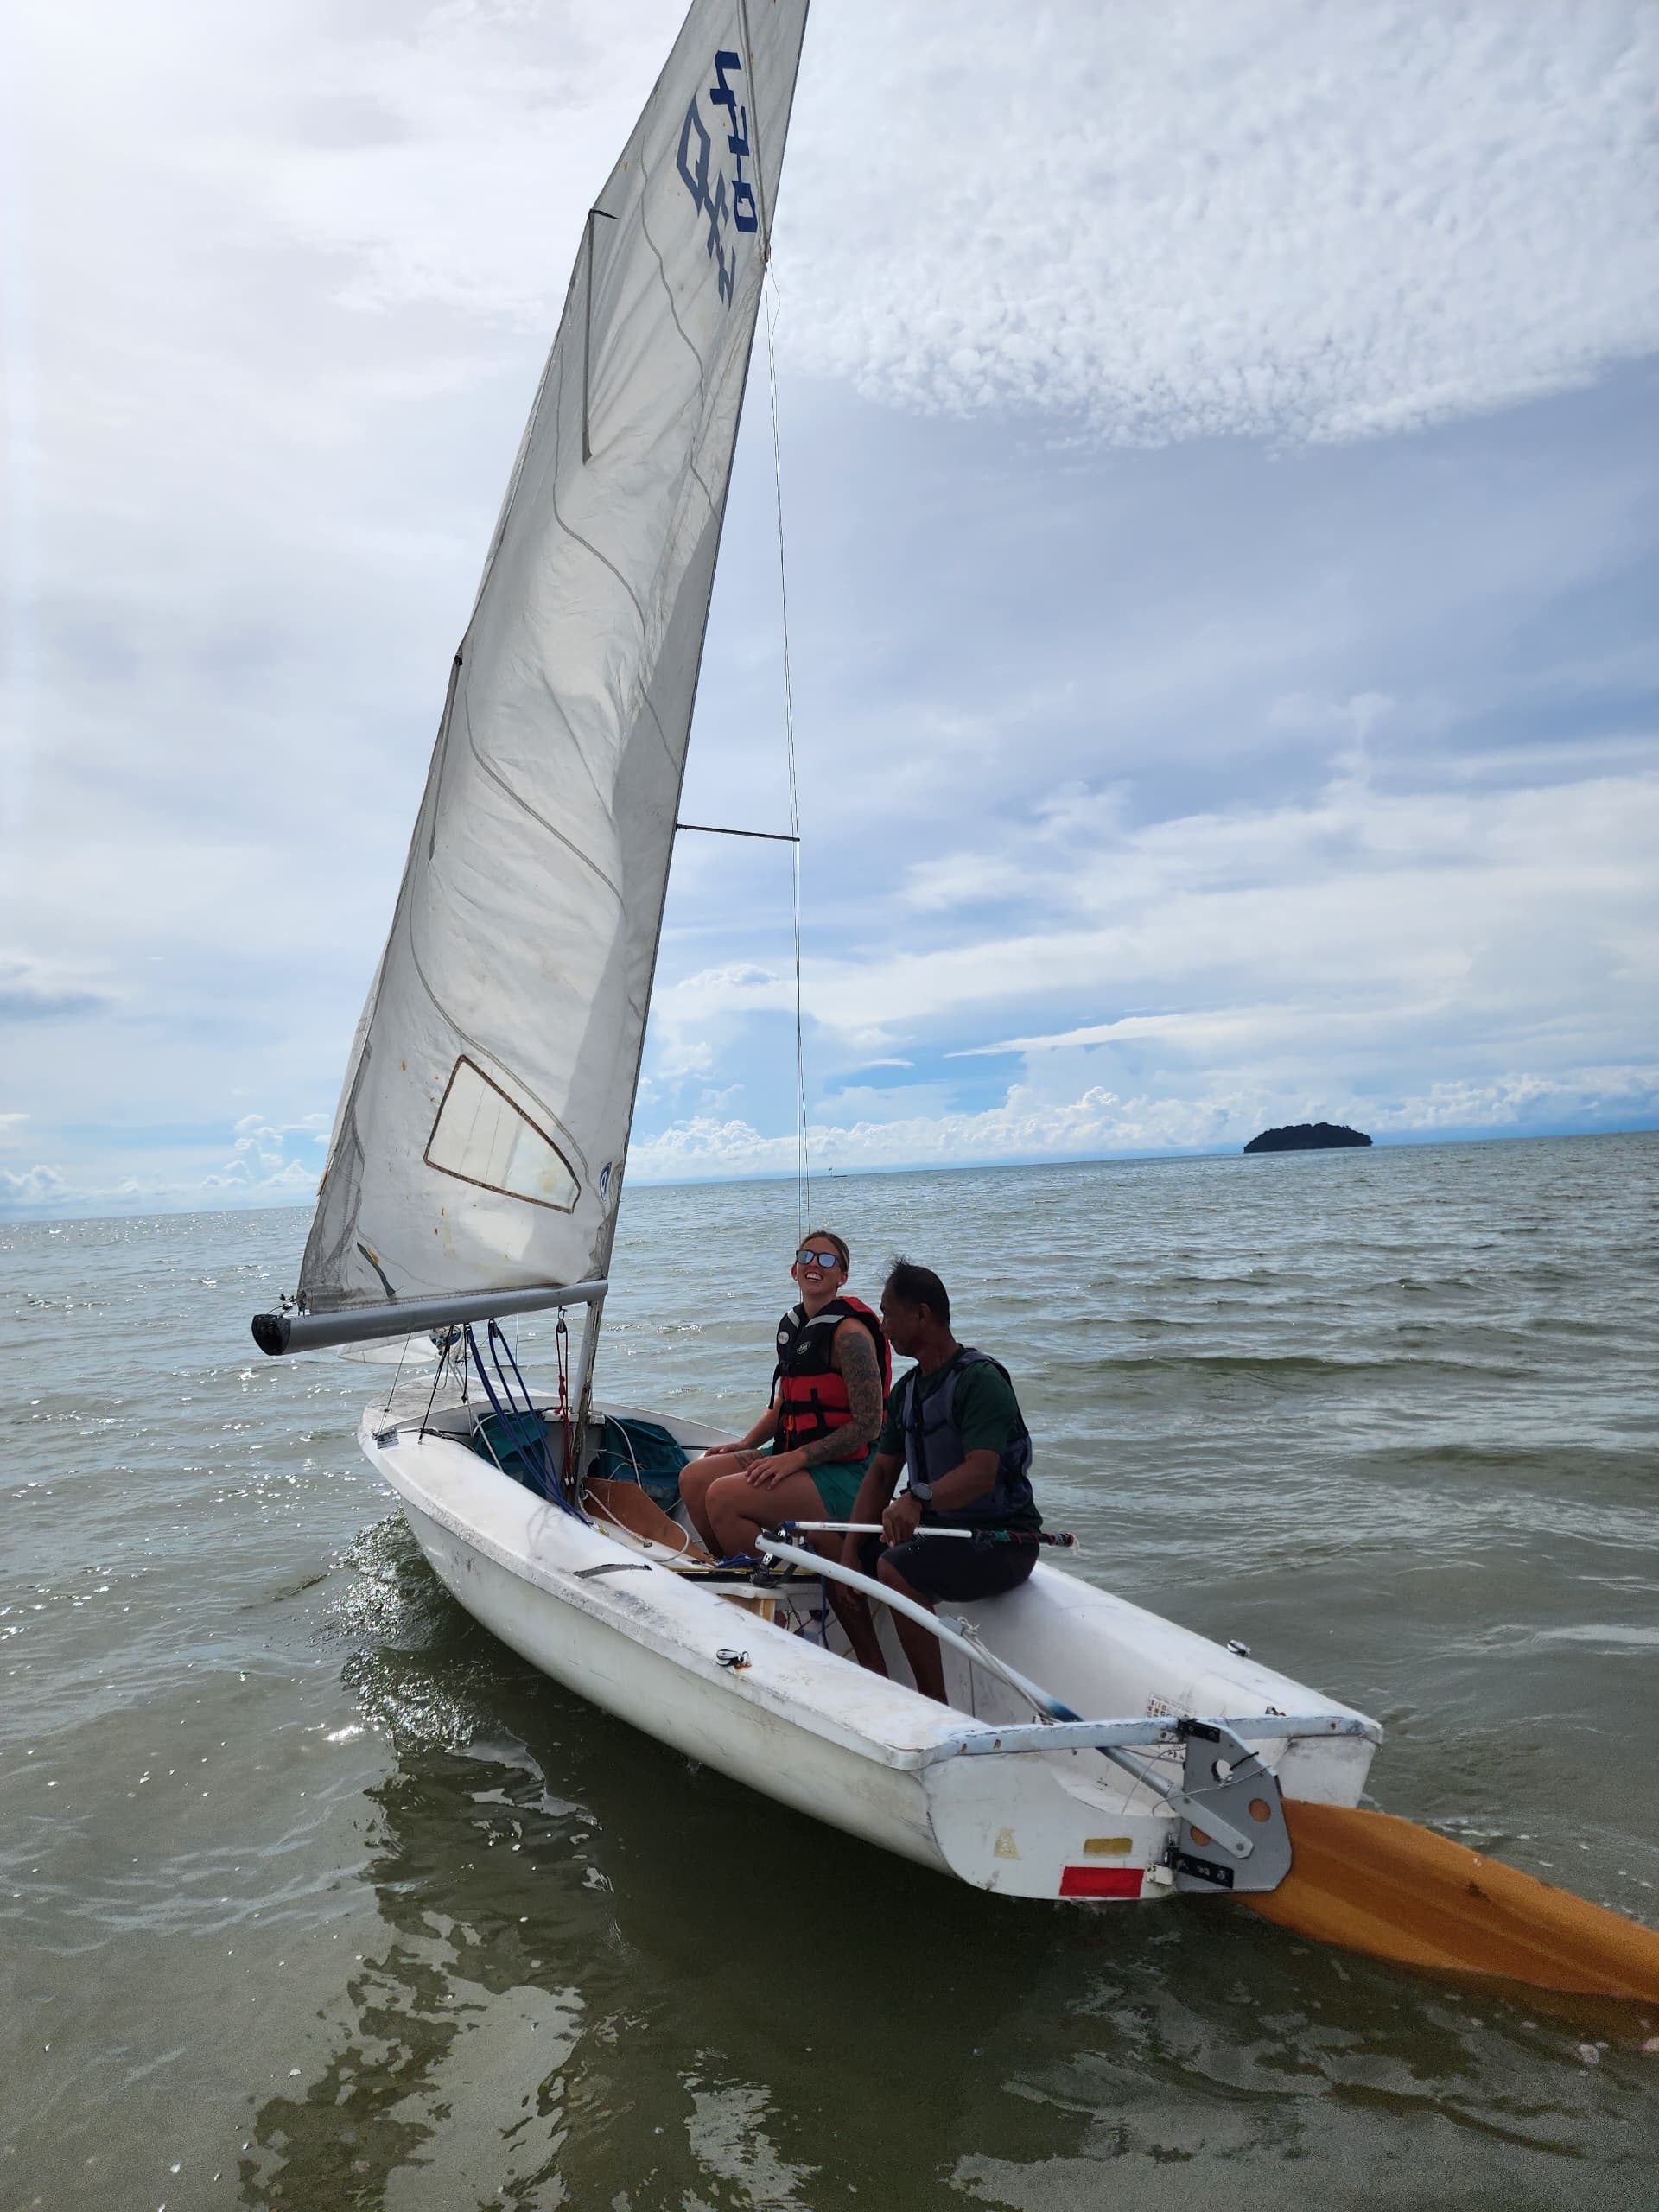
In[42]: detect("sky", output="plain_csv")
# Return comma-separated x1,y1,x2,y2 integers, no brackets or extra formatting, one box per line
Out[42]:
2,0,1656,1217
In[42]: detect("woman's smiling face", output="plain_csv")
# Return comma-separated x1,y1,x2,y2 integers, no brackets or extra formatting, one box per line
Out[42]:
791,1238,848,1299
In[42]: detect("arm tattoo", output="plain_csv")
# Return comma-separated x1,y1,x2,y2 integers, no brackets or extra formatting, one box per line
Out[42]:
836,1325,886,1439
793,1323,886,1468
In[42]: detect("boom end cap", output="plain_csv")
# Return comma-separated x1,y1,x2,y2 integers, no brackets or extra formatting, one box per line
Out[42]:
251,1311,291,1357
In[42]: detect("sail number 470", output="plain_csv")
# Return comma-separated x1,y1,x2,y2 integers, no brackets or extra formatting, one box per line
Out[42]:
677,51,760,307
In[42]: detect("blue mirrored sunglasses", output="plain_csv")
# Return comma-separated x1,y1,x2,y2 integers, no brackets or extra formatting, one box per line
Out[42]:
796,1247,844,1270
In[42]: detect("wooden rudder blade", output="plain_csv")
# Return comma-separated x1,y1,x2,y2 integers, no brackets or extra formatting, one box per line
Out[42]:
1245,1799,1659,1999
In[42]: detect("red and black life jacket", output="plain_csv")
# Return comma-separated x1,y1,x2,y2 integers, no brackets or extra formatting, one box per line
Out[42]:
772,1295,891,1454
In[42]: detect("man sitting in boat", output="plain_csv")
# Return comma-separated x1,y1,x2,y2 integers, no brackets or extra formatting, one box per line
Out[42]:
678,1230,891,1560
834,1258,1042,1702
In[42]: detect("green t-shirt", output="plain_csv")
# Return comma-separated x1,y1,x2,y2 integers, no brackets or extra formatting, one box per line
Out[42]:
878,1352,1041,1531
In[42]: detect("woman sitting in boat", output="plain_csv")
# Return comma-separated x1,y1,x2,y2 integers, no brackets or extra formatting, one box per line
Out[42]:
833,1258,1042,1702
679,1230,890,1561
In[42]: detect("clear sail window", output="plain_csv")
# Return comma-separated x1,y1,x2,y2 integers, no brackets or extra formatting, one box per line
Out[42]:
424,1057,580,1212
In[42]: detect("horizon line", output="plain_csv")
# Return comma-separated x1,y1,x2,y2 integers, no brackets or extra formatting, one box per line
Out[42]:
3,1121,1656,1230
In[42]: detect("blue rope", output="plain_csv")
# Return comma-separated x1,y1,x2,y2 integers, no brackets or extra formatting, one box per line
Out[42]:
464,1322,515,1446
466,1324,582,1518
464,1325,533,1484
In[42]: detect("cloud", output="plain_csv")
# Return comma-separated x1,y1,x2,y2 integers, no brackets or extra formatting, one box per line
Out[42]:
202,1155,319,1195
957,1009,1291,1058
626,1058,1659,1182
0,1164,67,1207
5,3,1656,1213
23,3,1644,477
642,740,1659,1169
47,1,1643,454
705,764,1659,1056
1370,1065,1659,1133
781,2,1659,444
0,956,111,1021
901,854,1029,914
0,1112,322,1217
209,1112,325,1195
626,1086,1236,1180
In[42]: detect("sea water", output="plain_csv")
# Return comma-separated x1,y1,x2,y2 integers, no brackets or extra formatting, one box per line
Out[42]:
3,1132,1657,2209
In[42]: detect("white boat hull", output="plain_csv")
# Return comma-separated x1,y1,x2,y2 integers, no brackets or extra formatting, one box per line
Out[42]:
363,1398,1380,1902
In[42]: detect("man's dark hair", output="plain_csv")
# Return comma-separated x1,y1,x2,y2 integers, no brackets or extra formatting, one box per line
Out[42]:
883,1255,950,1326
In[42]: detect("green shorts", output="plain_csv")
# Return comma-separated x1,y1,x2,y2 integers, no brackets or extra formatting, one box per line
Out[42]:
803,1451,874,1523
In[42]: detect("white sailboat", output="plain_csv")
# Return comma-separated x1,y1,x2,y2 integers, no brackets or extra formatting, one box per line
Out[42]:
251,0,1383,1910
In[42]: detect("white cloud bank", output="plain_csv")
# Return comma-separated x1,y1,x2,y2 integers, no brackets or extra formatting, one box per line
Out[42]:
627,1066,1659,1184
783,1,1659,442
13,1058,1646,1217
648,752,1659,1059
32,0,1648,453
0,1114,324,1218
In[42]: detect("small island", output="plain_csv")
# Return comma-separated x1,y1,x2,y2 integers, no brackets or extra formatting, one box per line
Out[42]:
1244,1122,1372,1154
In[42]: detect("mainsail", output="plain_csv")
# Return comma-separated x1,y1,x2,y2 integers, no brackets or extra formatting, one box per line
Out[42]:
289,2,809,1331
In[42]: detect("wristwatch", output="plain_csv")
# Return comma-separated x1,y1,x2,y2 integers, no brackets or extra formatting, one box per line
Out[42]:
906,1478,932,1504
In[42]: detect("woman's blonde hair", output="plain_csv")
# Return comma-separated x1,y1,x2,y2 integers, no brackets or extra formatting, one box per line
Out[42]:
798,1227,850,1272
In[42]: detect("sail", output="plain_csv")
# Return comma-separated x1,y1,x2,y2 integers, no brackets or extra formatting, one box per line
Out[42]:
297,1,810,1316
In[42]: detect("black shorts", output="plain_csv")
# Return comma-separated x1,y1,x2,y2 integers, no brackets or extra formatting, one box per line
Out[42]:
856,1527,1038,1604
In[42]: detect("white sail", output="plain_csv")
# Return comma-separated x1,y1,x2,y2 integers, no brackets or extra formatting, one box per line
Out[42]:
298,1,810,1316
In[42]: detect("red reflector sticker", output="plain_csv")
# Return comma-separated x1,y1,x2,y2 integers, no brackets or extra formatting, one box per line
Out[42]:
1059,1866,1144,1900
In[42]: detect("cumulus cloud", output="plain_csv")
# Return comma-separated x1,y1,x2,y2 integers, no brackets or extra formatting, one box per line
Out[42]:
0,1164,67,1208
0,1114,322,1217
629,1084,1240,1180
626,1059,1657,1182
1370,1066,1659,1134
640,730,1659,1171
658,762,1659,1056
202,1155,319,1196
207,1114,325,1198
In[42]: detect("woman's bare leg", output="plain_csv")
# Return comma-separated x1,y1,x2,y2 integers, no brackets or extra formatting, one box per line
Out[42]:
706,1468,845,1560
680,1453,753,1550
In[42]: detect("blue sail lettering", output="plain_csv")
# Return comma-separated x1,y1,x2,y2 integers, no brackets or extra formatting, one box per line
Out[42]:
677,98,712,212
703,168,729,262
710,51,759,234
680,51,756,299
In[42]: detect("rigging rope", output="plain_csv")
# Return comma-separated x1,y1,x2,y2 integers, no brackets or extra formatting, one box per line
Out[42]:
764,264,810,1235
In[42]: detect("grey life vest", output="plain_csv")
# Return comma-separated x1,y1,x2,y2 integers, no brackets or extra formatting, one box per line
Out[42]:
899,1347,1035,1529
